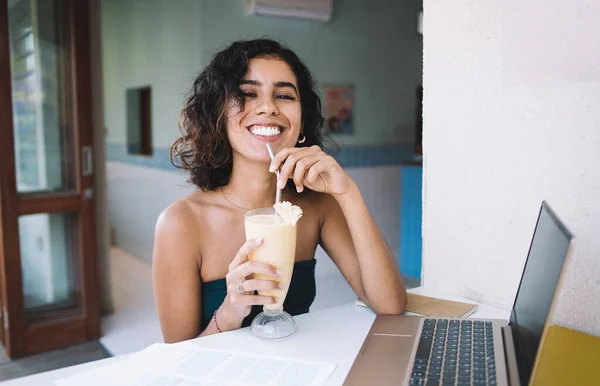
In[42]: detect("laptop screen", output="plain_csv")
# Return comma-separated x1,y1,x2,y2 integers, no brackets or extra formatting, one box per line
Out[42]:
509,202,572,385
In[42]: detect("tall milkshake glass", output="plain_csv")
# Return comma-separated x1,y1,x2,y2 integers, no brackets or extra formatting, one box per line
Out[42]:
244,206,298,339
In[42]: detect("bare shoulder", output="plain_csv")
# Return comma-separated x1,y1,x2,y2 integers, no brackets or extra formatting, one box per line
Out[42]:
156,191,216,231
154,191,218,264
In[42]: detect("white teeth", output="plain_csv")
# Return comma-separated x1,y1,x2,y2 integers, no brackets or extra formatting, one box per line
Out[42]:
250,126,281,136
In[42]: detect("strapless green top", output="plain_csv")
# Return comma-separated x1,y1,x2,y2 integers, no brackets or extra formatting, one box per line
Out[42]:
201,259,317,330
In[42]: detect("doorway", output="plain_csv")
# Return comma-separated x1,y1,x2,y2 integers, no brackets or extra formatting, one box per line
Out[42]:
0,0,100,358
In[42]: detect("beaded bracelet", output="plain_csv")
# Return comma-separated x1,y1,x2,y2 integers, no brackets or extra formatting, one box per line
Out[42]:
213,310,222,333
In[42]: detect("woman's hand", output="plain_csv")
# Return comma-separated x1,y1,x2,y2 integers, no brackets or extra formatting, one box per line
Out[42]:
269,145,354,196
218,238,282,330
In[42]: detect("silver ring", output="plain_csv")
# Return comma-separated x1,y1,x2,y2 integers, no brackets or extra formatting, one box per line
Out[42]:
237,280,246,294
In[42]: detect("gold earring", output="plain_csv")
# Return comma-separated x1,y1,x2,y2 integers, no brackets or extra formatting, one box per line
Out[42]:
298,134,306,144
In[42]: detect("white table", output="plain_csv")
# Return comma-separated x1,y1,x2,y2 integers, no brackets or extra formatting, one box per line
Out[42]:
0,287,510,386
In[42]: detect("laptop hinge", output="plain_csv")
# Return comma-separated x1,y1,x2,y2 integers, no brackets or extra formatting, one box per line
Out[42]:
502,326,521,386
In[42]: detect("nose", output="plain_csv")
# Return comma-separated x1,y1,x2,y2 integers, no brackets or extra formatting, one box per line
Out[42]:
254,94,279,116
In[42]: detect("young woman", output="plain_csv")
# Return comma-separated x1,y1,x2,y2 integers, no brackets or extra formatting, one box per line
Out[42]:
152,38,406,343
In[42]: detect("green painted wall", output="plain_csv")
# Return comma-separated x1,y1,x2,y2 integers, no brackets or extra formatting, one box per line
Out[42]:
102,0,422,148
102,0,202,147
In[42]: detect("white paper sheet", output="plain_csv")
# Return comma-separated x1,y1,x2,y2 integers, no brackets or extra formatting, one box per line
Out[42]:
55,343,336,386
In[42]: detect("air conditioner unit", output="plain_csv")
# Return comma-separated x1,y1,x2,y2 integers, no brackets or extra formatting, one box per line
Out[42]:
245,0,333,22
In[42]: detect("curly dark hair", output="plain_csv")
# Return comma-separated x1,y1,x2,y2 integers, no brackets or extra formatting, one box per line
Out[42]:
170,38,329,191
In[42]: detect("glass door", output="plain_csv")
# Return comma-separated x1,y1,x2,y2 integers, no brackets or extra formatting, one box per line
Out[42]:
0,0,100,358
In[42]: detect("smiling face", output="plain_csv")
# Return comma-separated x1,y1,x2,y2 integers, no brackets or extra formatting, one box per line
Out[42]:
226,57,302,163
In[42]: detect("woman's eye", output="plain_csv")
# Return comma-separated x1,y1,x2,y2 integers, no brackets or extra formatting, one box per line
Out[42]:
277,94,297,101
243,91,257,98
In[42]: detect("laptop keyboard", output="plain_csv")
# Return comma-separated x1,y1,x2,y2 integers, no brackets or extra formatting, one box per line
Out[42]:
409,319,497,386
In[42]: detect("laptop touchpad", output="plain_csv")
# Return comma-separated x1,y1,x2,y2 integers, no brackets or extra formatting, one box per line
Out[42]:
362,334,414,358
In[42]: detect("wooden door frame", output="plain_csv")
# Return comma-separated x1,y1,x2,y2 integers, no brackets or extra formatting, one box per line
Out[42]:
0,273,4,345
0,0,100,358
0,0,24,356
70,0,101,346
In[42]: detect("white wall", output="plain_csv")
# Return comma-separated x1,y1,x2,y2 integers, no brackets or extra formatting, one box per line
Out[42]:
423,0,600,335
102,0,203,148
106,163,196,262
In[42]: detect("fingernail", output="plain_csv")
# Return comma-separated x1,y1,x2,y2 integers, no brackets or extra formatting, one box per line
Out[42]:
277,180,284,189
269,165,275,173
279,283,285,289
276,269,283,276
256,238,263,245
296,185,303,193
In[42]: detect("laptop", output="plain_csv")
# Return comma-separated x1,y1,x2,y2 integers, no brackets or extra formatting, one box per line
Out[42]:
344,201,574,386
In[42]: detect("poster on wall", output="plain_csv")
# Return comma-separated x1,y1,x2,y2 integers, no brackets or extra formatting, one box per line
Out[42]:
324,85,353,134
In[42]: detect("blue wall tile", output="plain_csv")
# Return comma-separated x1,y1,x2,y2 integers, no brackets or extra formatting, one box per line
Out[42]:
400,164,423,279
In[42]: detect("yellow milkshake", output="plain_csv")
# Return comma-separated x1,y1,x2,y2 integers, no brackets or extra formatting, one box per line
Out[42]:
244,202,302,311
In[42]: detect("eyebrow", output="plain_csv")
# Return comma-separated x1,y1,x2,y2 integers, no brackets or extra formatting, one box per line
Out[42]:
240,79,298,94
